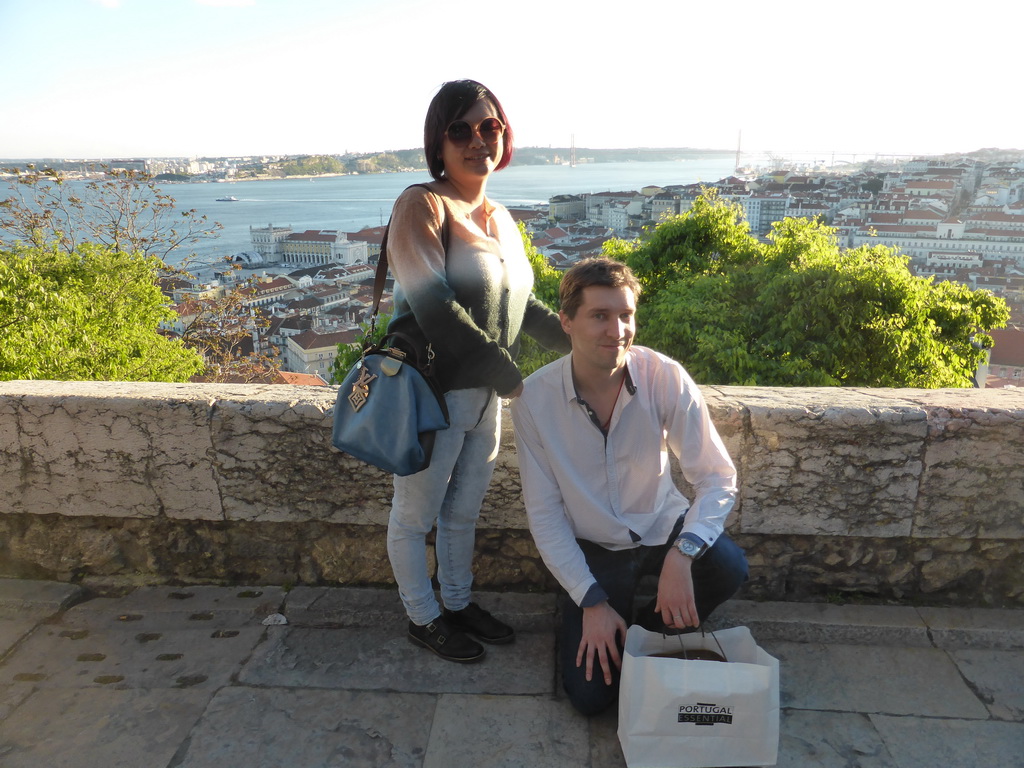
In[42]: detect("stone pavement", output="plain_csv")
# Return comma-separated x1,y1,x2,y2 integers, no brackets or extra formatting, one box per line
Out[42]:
0,579,1021,768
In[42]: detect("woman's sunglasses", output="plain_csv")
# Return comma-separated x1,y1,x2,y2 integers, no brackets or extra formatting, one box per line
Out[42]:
445,117,505,147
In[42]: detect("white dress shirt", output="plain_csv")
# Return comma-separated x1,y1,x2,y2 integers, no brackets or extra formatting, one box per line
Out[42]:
510,346,738,606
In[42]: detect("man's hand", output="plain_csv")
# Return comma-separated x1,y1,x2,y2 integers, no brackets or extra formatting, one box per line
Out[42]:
656,549,699,629
577,601,627,685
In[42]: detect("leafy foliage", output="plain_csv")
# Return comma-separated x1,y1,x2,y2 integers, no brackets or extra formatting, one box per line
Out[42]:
516,221,565,376
614,193,1009,387
328,312,391,385
0,243,204,382
611,190,758,295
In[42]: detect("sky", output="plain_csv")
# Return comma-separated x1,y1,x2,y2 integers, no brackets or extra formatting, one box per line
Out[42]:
1,0,1020,160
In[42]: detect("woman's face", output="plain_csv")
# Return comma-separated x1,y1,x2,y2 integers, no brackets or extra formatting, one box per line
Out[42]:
440,98,504,187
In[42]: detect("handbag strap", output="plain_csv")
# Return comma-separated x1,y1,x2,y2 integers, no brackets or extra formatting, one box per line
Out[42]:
367,183,450,341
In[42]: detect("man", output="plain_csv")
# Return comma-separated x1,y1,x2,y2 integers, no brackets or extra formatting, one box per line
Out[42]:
510,257,748,716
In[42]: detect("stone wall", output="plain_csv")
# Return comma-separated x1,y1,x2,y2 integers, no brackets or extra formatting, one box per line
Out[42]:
1,381,1022,607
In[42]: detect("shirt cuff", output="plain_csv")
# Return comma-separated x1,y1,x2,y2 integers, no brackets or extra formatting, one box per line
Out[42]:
580,582,609,608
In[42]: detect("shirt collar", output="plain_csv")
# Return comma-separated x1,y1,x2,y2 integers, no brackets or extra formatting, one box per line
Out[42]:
561,351,637,403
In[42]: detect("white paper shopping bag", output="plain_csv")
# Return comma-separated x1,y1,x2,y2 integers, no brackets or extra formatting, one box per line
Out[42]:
617,625,780,768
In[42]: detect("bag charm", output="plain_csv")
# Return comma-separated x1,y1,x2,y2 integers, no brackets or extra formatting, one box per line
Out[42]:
347,364,377,413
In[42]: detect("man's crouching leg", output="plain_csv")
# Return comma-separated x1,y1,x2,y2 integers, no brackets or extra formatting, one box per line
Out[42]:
559,595,623,716
557,545,639,716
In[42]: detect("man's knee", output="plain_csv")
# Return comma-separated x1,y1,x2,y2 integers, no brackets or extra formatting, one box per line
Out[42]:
701,535,749,584
563,672,619,717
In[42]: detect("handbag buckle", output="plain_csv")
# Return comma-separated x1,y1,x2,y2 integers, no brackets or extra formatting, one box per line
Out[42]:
380,348,406,377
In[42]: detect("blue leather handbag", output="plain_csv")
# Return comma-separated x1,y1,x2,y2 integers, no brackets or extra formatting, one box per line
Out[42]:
332,339,449,476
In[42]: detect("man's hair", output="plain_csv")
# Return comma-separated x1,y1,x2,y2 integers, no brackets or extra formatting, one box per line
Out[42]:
423,79,515,181
559,258,642,319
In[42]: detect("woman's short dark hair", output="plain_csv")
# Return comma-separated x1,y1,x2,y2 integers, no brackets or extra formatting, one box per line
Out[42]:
424,79,514,181
559,258,642,319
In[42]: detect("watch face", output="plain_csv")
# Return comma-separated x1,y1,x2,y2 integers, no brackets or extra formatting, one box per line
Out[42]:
678,539,699,557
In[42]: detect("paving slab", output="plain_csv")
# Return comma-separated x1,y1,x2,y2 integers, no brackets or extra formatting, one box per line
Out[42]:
0,687,211,768
870,715,1024,768
0,580,84,620
588,706,628,768
764,641,991,718
950,648,1024,721
175,686,437,768
239,625,555,696
0,623,265,689
284,586,558,633
712,600,932,647
281,585,407,626
60,585,286,631
0,685,33,722
917,605,1024,650
423,693,590,768
776,709,897,768
0,620,37,660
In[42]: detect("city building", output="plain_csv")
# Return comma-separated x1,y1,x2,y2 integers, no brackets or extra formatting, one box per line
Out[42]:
283,328,362,378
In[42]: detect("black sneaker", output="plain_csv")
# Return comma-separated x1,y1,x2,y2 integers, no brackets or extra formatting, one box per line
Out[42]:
443,602,515,645
408,616,485,663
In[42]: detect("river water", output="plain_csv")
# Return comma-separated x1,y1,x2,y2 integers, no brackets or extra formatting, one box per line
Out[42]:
159,155,741,265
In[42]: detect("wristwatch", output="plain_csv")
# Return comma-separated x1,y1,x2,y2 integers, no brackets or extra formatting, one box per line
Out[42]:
674,534,708,560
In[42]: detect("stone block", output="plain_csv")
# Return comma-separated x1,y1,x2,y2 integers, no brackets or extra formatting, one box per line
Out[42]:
950,649,1024,722
239,625,555,696
870,715,1024,768
736,388,927,538
423,694,590,768
208,387,395,524
174,687,436,768
710,599,932,647
915,400,1024,538
765,640,990,718
0,687,211,768
917,605,1024,650
0,579,84,620
777,709,898,768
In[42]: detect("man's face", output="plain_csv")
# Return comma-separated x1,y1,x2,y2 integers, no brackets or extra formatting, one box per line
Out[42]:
560,285,636,373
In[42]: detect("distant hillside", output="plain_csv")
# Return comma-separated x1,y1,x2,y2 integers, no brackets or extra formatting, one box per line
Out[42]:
512,147,733,165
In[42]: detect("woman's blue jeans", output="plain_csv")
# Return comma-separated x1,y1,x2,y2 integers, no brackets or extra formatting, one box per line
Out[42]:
387,387,499,626
560,528,749,716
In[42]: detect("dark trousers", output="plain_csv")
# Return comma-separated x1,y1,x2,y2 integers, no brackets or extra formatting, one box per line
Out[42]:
560,529,748,716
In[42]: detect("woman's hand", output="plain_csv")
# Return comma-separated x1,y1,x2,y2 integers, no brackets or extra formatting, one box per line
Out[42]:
506,381,524,399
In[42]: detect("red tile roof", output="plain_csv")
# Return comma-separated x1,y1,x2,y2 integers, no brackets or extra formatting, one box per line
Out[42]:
988,328,1024,366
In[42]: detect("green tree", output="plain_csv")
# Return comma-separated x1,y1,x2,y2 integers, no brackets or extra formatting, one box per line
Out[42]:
615,194,1009,387
516,221,564,376
607,190,758,295
329,312,391,385
0,242,204,382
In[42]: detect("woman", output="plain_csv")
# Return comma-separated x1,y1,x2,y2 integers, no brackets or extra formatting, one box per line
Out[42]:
384,80,569,663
